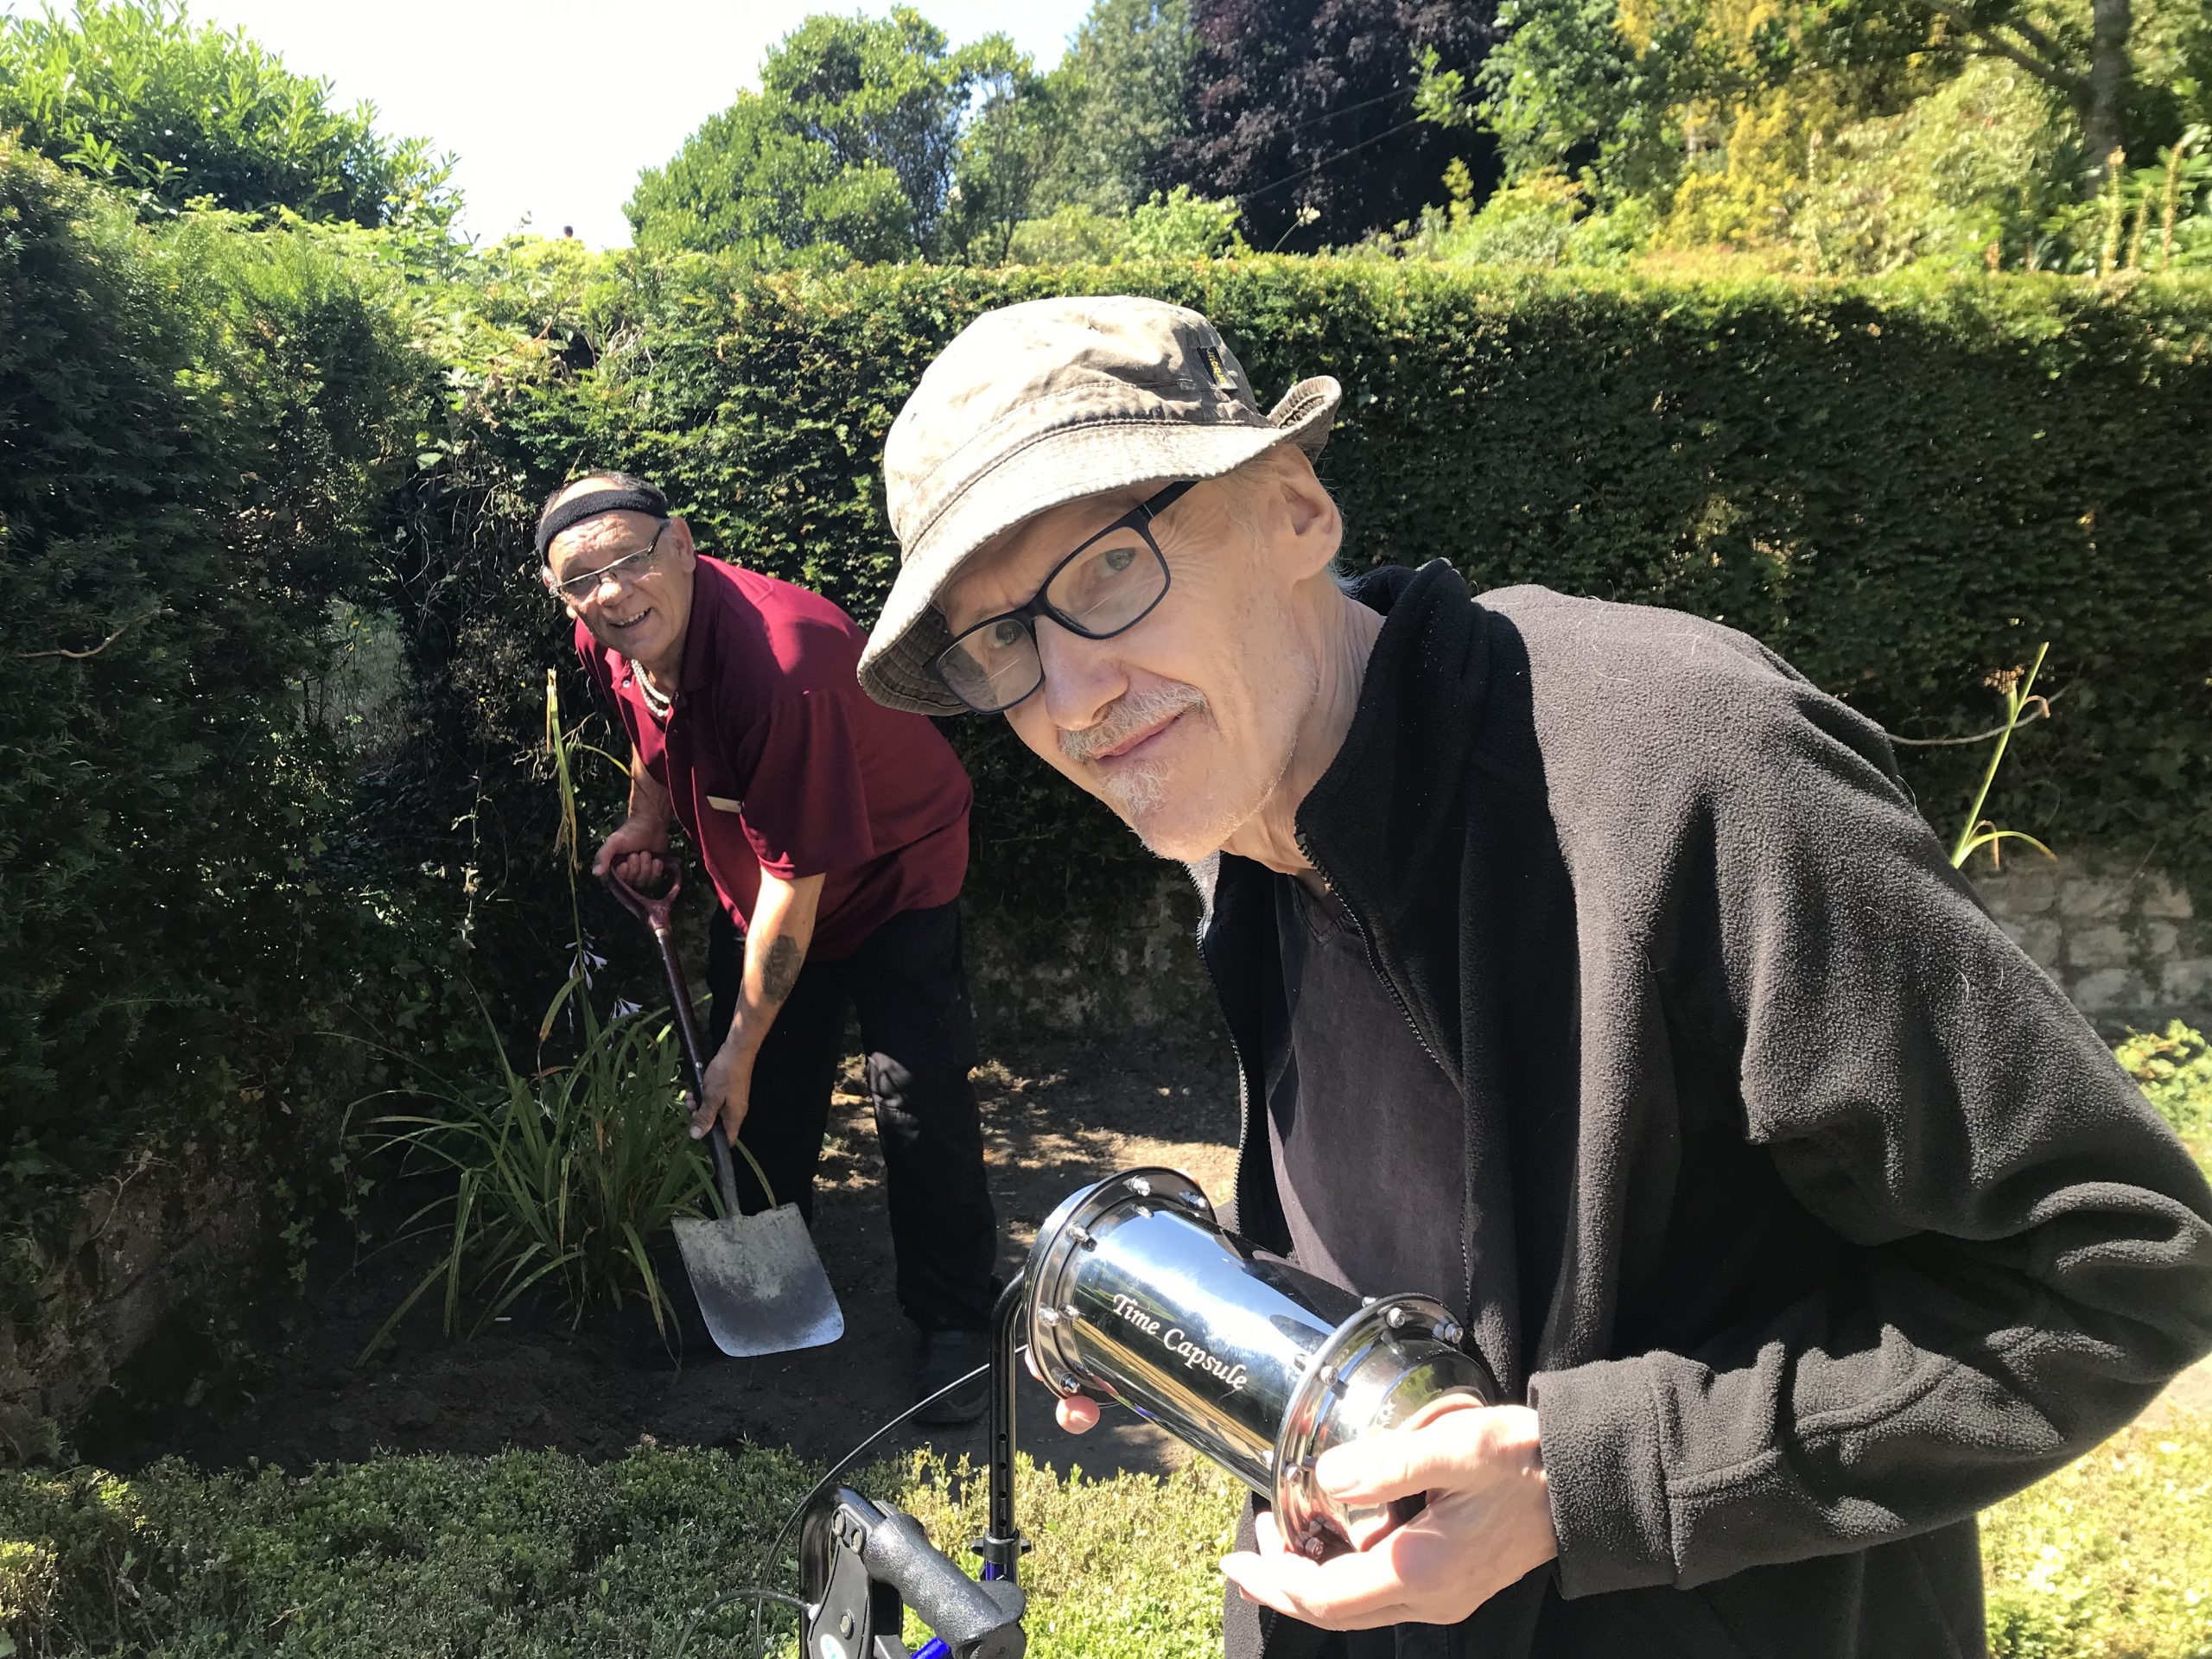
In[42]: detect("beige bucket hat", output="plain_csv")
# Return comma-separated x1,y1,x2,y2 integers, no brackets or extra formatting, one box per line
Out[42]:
858,295,1340,715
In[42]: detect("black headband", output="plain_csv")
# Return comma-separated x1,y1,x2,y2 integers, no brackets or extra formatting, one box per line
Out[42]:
535,488,666,560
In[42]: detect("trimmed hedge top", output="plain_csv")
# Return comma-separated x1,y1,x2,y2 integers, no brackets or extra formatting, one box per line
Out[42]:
433,259,2212,932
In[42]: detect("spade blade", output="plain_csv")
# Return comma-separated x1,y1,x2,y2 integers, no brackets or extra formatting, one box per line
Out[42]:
671,1201,845,1357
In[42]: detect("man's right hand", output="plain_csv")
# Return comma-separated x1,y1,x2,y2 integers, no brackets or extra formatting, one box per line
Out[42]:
594,815,671,888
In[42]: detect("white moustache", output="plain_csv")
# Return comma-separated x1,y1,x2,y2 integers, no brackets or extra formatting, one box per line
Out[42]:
1060,684,1208,765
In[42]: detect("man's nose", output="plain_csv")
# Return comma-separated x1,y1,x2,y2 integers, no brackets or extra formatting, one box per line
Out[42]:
1033,617,1127,734
589,568,641,605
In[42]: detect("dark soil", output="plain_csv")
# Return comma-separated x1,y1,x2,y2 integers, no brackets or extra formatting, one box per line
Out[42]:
77,1037,1240,1483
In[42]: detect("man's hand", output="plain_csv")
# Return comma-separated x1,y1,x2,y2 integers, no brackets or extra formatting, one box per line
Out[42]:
695,1037,755,1147
594,813,671,888
1021,1345,1103,1433
1220,1400,1557,1630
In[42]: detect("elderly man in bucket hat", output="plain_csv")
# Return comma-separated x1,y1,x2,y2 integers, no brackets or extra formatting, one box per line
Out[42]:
855,295,2212,1658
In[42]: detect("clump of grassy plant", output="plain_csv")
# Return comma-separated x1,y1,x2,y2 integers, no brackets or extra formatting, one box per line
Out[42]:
1948,642,2055,873
355,1002,709,1359
352,671,711,1357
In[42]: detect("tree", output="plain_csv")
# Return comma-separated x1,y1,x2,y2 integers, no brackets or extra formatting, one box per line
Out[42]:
1049,0,1196,211
1903,0,2131,179
953,51,1073,262
626,91,916,262
630,8,1024,262
1475,0,2205,216
1165,0,1503,251
0,0,454,226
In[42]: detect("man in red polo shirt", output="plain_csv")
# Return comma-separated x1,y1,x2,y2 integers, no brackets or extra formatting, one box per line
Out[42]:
539,470,996,1421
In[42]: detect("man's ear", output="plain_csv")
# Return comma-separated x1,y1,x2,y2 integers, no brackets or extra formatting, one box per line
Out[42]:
1271,448,1342,580
667,514,699,570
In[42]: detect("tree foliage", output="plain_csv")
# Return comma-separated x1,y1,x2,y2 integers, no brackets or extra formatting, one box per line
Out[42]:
1166,0,1503,251
952,54,1071,263
627,8,1047,264
0,0,454,226
1470,0,2212,262
1049,0,1197,212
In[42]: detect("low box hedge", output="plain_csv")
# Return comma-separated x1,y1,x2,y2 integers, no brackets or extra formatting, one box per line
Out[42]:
2,1422,2207,1657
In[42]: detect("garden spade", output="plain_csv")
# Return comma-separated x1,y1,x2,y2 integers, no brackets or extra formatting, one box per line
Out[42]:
603,865,844,1357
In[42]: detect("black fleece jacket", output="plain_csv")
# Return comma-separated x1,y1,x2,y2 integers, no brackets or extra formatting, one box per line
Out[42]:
1200,563,2212,1658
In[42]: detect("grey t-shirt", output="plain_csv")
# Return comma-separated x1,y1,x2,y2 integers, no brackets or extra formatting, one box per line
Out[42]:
1260,874,1470,1659
1260,874,1466,1307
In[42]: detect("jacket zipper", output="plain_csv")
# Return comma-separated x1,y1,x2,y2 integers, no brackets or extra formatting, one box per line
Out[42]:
1194,903,1262,1238
1294,830,1448,1077
1295,830,1477,1326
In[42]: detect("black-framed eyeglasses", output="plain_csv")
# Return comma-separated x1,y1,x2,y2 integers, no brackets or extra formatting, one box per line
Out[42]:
932,480,1194,714
544,518,671,603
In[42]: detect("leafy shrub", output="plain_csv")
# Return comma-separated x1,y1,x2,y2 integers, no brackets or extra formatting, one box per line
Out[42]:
0,137,439,1211
0,0,454,227
1421,165,1590,268
2,1421,2209,1656
2116,1022,2212,1159
1791,63,2081,276
1007,188,1248,264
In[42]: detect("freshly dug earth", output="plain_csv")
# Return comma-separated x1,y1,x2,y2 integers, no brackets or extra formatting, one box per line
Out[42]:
77,1038,1241,1481
70,1027,2212,1475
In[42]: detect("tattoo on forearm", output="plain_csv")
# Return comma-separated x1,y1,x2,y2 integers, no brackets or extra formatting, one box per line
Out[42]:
761,934,804,1004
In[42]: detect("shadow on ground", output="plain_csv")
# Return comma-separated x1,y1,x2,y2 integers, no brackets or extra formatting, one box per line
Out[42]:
78,1027,2211,1474
80,1038,1241,1483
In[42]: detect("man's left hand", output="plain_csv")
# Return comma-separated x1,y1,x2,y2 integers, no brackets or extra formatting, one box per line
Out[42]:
1220,1400,1558,1630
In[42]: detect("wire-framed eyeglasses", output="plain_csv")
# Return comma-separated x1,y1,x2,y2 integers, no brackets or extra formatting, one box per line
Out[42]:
932,480,1194,714
545,518,671,603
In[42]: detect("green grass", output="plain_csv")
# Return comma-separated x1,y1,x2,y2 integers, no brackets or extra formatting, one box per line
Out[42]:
1982,1419,2212,1659
3,1421,2209,1658
2116,1022,2212,1171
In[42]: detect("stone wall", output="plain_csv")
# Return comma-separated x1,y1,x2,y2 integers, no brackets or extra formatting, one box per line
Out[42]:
964,856,2211,1046
1974,856,2209,1036
0,1139,265,1461
965,870,1214,1043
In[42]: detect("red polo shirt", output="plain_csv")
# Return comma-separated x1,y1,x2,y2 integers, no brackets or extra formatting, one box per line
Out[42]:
577,556,970,961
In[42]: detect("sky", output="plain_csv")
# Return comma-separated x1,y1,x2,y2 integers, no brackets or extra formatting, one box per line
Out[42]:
1,0,1093,246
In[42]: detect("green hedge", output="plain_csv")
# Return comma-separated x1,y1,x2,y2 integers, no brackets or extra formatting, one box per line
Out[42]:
0,139,439,1218
0,1448,1243,1659
410,257,2212,989
3,1423,2208,1657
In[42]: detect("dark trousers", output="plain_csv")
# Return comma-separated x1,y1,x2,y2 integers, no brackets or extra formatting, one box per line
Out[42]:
707,899,998,1332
